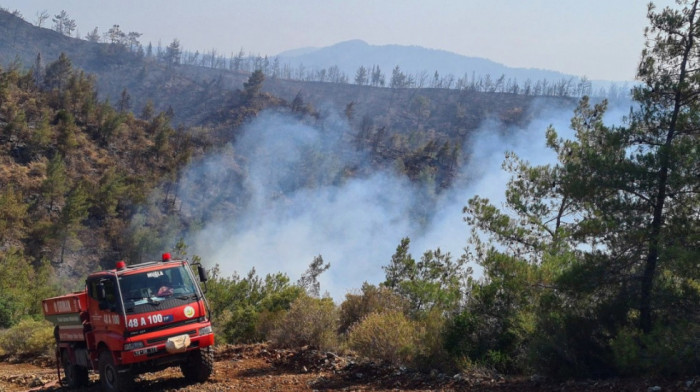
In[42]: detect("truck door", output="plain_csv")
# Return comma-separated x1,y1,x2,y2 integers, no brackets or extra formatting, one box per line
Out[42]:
86,276,124,345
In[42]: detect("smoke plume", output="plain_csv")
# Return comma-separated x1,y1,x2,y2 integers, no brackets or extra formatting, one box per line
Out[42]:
175,99,625,301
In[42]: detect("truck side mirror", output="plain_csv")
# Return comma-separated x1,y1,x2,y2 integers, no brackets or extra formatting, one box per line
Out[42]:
197,265,208,282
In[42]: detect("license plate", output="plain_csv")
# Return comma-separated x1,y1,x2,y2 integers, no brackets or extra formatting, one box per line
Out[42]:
134,346,158,356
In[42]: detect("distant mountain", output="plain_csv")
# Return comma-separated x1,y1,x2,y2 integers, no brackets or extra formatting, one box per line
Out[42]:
277,39,580,84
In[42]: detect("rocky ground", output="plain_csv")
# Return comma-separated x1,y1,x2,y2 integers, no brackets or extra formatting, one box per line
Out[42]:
0,344,696,392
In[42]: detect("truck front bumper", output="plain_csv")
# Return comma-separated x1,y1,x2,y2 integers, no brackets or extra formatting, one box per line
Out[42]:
118,321,214,365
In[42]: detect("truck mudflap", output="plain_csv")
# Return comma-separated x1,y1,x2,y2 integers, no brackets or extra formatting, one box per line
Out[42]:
56,325,86,341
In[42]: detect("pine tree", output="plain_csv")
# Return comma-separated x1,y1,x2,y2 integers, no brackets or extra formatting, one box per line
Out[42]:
0,186,28,244
42,154,69,213
630,0,700,333
544,0,700,334
243,69,265,100
43,52,72,90
56,182,90,264
461,0,700,375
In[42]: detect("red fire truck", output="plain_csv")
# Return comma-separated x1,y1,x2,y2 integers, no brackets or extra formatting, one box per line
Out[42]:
42,253,215,391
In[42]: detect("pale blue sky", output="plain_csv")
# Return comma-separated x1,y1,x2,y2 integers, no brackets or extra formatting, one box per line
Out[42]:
1,1,676,81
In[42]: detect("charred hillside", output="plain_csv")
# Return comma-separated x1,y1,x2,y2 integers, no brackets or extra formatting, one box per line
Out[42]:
0,10,572,136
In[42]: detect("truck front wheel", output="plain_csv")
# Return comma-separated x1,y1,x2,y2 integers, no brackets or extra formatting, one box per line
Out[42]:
98,350,133,392
180,346,214,382
61,351,89,388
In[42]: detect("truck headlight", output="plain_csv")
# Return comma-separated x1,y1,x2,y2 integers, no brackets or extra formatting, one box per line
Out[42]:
124,341,144,351
199,326,212,336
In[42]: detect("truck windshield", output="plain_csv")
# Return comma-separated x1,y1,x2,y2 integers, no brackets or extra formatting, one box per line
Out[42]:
119,264,198,313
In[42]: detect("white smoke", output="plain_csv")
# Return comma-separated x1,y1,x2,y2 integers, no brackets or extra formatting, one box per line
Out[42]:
176,98,626,301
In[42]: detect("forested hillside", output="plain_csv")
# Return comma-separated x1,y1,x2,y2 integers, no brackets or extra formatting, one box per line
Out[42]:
0,56,198,321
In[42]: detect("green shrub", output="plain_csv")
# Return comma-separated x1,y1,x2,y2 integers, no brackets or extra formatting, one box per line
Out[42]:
0,250,61,326
255,309,286,340
528,309,615,379
0,295,15,329
612,323,700,376
413,309,451,371
270,295,338,351
0,318,55,357
347,310,420,366
206,267,303,344
338,283,407,334
218,305,261,343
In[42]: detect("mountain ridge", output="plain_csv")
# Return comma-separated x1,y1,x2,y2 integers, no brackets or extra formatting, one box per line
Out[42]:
276,39,603,85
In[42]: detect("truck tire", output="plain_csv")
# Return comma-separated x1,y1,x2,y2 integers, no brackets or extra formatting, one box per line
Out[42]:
180,346,214,383
61,351,89,388
98,350,133,392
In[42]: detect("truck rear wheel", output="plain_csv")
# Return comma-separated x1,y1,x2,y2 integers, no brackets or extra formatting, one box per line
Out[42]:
61,351,89,388
98,350,133,392
180,346,214,383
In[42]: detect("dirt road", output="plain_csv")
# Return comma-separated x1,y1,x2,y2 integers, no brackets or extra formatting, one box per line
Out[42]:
0,344,695,392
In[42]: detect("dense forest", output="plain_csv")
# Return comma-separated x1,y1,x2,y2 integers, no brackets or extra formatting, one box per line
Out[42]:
0,0,698,381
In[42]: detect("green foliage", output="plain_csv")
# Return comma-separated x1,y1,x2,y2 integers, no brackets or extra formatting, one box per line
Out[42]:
151,113,175,158
56,110,78,154
0,318,55,357
270,295,338,351
42,153,69,212
0,185,28,244
611,323,700,377
43,52,72,91
205,267,304,344
0,249,59,326
243,69,265,100
444,250,539,373
141,100,155,120
96,103,125,146
0,57,198,311
454,2,700,378
347,310,419,365
413,308,451,371
31,112,52,152
527,290,617,378
382,237,467,316
91,167,128,218
0,296,14,329
55,181,91,264
338,283,407,335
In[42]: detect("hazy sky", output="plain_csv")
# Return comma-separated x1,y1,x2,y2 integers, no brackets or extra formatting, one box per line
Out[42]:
2,1,677,81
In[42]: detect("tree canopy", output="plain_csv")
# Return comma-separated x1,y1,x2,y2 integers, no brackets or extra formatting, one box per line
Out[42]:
459,0,700,376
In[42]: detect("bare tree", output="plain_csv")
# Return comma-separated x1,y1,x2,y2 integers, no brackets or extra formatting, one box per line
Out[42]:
35,10,49,27
297,255,330,298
